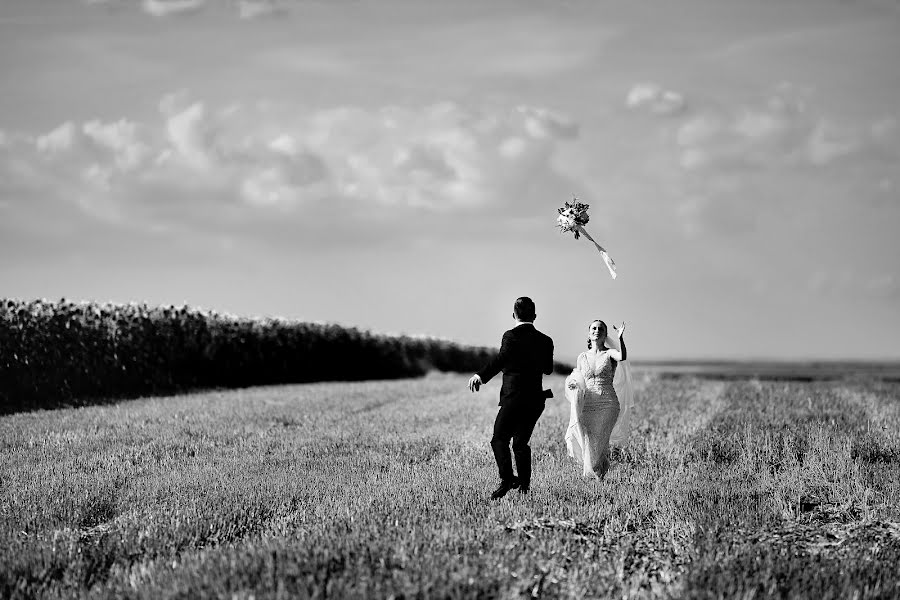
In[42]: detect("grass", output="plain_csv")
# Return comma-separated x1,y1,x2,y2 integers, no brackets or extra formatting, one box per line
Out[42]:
1,371,899,599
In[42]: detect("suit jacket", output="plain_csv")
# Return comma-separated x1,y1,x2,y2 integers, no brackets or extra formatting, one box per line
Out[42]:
477,323,554,407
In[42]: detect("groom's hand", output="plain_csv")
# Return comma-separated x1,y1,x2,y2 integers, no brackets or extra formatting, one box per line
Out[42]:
467,374,482,392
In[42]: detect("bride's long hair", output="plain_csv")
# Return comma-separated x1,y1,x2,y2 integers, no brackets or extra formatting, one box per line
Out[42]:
586,319,607,350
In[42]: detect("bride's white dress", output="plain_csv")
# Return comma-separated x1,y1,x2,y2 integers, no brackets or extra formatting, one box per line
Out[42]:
564,335,635,478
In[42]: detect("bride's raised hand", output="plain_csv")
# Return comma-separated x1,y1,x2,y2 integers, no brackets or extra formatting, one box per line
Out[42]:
613,321,626,338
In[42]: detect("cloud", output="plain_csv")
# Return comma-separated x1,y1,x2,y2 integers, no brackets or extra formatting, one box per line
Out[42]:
288,102,578,210
82,0,130,8
518,106,579,139
237,0,288,19
88,0,292,20
35,122,78,154
82,119,151,170
159,98,214,170
141,0,206,17
1,94,579,230
32,119,150,174
673,86,899,172
809,270,900,300
629,84,900,239
625,83,687,116
866,274,900,299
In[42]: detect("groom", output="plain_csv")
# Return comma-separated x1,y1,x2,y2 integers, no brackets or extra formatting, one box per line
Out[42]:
468,297,554,499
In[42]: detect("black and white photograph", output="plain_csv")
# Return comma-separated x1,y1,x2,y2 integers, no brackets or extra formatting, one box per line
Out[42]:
1,0,899,597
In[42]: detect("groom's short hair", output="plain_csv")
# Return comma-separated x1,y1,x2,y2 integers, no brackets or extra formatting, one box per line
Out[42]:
513,297,536,322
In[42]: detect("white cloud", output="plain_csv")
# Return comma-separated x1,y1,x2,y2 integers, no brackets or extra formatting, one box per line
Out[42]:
625,83,687,116
142,0,206,18
805,122,861,166
240,149,330,207
36,122,78,154
872,117,899,141
92,0,289,20
35,119,148,168
237,0,288,19
161,101,214,170
809,270,900,299
1,94,579,225
672,87,899,173
30,119,151,198
866,274,900,298
517,106,579,139
241,168,298,207
642,83,900,239
268,134,299,156
82,119,150,170
83,164,115,190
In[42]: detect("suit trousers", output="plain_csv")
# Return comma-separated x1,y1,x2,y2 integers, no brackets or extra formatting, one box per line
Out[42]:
491,400,545,486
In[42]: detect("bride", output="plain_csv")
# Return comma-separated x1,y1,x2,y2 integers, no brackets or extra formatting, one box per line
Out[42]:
564,320,634,479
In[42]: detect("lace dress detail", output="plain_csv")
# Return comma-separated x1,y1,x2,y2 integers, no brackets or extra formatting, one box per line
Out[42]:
582,351,618,403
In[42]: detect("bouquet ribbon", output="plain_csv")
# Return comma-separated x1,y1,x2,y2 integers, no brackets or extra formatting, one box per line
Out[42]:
576,225,617,279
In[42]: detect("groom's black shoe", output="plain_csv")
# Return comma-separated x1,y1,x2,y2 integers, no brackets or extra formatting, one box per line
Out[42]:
516,481,530,495
490,479,519,500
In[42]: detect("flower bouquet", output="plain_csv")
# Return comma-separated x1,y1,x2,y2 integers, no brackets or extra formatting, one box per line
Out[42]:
557,197,617,279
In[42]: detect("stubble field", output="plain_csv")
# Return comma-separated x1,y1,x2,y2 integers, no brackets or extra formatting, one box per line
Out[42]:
2,371,899,599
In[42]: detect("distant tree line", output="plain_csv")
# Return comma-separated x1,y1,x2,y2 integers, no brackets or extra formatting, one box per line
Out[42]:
0,298,572,413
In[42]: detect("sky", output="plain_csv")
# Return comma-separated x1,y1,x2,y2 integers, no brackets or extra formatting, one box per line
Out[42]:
1,0,898,362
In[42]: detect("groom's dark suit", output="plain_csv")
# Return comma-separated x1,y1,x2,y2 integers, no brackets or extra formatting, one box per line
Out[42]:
477,323,554,490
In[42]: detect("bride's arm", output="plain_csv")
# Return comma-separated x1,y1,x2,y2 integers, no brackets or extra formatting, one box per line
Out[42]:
607,334,626,362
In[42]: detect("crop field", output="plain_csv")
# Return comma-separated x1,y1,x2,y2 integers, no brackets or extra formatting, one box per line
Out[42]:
2,370,899,599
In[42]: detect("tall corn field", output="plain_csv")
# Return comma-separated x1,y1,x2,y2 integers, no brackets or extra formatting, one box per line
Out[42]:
0,298,571,414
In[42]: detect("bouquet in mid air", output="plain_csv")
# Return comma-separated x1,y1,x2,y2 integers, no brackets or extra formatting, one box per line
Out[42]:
557,197,617,279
